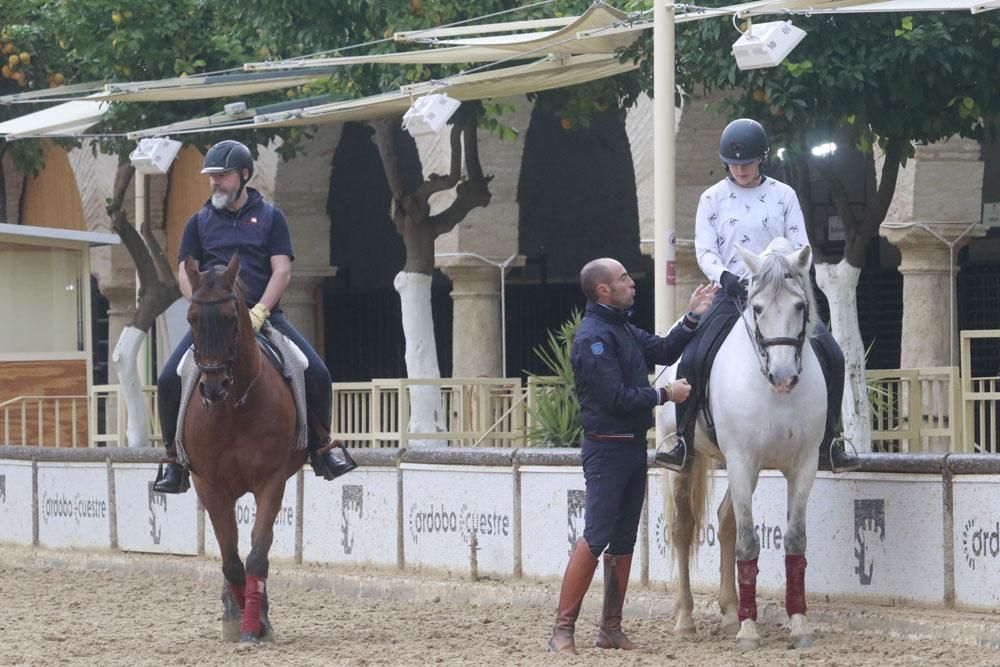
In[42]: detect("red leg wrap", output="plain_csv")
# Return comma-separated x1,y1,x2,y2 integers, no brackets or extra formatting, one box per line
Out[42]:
785,554,807,616
737,558,759,622
239,576,265,636
232,583,246,611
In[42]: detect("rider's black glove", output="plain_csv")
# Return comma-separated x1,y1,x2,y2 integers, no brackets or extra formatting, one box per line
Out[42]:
719,270,748,300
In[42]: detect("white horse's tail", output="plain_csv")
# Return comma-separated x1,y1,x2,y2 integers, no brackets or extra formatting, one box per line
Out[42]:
663,453,713,562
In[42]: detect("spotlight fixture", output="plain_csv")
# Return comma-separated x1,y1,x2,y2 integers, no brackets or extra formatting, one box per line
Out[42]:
732,20,806,71
128,137,182,175
402,93,461,136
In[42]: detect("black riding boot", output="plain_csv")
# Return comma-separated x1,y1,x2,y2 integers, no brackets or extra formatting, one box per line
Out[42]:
153,441,190,494
812,329,860,474
308,439,358,480
654,400,695,472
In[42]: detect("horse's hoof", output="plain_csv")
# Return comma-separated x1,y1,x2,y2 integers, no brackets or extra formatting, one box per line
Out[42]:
721,621,740,637
259,619,275,643
237,632,260,648
788,613,813,648
222,619,241,643
735,620,761,649
674,618,696,635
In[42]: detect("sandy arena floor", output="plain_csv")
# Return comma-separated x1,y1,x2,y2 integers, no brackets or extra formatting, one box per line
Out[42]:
1,546,998,666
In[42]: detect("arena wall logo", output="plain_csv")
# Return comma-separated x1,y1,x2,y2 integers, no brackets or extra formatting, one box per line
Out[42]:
854,499,886,585
39,490,107,525
566,489,586,557
341,484,363,555
961,518,1000,571
408,502,511,545
148,481,167,545
235,500,294,528
653,510,786,560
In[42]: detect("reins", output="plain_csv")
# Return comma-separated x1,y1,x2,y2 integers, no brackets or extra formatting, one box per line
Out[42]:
739,274,811,379
190,290,260,407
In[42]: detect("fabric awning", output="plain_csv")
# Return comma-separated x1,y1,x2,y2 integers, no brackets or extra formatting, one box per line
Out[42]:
90,67,341,103
0,99,109,139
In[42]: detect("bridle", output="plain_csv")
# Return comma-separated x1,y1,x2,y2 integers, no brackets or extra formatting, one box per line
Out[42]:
740,275,811,380
190,292,261,407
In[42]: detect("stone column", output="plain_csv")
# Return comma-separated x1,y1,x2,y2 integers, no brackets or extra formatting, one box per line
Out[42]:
881,222,985,368
880,136,986,368
281,266,337,347
438,255,525,378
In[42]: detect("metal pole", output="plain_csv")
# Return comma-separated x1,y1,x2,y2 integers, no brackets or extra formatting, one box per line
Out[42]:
654,0,677,335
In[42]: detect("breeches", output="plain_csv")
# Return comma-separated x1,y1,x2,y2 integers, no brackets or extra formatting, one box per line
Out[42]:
581,439,648,557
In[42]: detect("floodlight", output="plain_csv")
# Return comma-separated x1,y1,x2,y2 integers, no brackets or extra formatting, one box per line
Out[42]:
129,137,182,175
402,93,461,136
732,20,806,71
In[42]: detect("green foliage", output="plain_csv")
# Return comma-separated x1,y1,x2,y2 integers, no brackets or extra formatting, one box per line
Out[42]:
526,310,583,447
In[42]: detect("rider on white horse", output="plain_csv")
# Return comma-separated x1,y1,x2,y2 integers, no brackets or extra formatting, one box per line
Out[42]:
656,118,860,474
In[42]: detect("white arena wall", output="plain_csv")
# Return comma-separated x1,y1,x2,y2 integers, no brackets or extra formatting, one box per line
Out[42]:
1,446,997,612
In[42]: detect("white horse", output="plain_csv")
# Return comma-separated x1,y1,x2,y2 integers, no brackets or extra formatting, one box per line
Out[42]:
660,238,825,648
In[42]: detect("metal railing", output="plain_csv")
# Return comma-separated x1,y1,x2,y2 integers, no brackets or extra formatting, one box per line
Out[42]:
0,395,88,447
961,330,1000,454
867,367,961,453
2,353,998,451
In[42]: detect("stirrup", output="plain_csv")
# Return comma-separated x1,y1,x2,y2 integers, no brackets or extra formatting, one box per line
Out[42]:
824,436,861,474
653,433,691,472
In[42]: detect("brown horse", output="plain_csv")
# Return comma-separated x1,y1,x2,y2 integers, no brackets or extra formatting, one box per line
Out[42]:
182,254,306,645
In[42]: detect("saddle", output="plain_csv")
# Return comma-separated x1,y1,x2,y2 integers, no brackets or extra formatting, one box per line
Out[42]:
173,323,309,466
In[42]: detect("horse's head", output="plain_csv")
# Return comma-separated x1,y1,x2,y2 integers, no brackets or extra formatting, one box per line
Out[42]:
736,239,815,394
185,254,246,405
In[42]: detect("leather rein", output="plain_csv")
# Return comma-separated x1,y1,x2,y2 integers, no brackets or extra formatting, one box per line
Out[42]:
190,292,261,407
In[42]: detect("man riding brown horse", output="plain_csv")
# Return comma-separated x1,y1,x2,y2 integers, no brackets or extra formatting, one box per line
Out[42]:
153,139,355,493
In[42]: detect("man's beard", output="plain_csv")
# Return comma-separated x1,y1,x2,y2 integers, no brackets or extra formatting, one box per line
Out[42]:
211,189,237,209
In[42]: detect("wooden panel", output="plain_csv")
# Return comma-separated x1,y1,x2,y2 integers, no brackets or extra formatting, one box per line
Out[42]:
0,359,88,447
21,142,85,231
166,145,212,274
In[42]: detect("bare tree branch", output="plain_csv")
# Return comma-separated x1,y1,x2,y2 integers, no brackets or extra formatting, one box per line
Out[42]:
429,118,493,236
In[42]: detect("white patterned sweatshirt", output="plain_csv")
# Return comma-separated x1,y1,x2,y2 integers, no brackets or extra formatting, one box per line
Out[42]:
694,176,810,283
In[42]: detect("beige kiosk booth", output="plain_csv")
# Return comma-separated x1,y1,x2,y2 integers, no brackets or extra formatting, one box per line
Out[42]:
0,222,120,446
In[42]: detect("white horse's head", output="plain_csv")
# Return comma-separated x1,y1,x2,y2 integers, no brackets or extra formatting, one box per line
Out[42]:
735,239,815,394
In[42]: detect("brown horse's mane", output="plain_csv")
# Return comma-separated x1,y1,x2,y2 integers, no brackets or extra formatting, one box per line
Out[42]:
193,265,249,361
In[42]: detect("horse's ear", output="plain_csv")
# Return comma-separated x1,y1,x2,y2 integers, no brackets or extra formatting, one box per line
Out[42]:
184,256,201,291
221,253,240,288
735,245,763,275
793,245,812,272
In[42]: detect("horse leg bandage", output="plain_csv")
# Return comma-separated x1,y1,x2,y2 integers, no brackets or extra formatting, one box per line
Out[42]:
240,576,266,636
231,583,246,611
737,558,759,622
785,554,807,616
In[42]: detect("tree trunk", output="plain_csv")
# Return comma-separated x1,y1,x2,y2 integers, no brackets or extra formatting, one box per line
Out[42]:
111,326,150,447
106,164,181,447
815,260,871,452
394,271,444,447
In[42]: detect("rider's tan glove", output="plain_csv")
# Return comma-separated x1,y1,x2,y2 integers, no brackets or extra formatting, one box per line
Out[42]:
249,303,270,332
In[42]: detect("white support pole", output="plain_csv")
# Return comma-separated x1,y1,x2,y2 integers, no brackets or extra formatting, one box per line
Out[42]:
654,0,676,335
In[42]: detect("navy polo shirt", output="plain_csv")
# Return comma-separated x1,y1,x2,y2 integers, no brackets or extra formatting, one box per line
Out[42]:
178,188,294,305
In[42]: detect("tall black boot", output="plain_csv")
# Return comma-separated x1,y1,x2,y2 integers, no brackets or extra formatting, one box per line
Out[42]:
654,401,694,472
308,439,358,480
153,440,190,494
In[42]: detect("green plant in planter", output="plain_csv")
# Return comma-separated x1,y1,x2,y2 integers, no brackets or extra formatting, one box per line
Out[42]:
526,310,583,447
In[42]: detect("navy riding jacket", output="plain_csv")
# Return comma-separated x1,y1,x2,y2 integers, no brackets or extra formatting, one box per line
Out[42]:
177,188,294,305
572,301,696,440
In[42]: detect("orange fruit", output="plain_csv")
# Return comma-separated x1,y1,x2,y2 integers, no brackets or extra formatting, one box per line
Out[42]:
560,115,572,130
18,52,30,65
8,54,20,67
752,88,767,103
1,64,11,78
52,72,65,84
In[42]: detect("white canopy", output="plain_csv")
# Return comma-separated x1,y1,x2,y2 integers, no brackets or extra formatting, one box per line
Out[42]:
0,99,109,139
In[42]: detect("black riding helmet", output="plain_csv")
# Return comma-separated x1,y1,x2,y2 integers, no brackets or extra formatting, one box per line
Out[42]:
719,118,769,165
202,140,254,196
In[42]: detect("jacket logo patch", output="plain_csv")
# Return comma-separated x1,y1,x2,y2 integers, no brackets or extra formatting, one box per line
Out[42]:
247,217,259,224
590,342,605,356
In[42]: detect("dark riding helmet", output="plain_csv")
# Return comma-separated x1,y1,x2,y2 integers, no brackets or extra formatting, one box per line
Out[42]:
201,140,254,180
719,118,769,165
